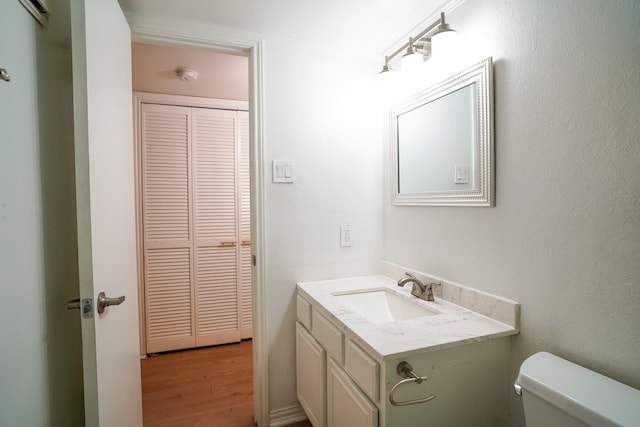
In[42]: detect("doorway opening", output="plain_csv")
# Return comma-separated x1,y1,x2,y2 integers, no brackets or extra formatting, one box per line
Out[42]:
131,41,257,425
129,21,267,425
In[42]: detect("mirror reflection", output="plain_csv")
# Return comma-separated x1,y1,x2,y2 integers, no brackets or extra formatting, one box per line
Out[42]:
397,84,475,193
390,57,494,206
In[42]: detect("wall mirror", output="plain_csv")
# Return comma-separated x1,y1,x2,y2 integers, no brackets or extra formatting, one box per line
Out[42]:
391,57,494,206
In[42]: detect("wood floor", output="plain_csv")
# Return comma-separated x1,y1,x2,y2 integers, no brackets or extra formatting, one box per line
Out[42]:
141,340,312,427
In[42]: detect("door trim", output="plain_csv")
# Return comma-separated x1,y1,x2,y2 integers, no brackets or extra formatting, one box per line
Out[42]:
126,14,268,427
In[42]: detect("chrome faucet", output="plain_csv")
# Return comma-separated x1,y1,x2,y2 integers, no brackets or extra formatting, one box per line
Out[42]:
397,272,441,302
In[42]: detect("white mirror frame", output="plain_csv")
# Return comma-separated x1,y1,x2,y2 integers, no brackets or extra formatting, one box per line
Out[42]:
391,57,494,207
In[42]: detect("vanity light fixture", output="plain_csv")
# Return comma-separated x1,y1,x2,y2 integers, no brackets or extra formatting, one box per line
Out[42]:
378,12,456,76
378,56,393,75
378,55,398,85
400,37,423,71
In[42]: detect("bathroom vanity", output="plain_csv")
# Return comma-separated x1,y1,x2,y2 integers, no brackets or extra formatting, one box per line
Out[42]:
296,272,519,427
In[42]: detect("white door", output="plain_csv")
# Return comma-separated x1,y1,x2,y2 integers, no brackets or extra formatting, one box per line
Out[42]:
70,0,143,425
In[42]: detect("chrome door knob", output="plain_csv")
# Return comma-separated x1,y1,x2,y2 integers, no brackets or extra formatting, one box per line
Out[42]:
97,292,125,314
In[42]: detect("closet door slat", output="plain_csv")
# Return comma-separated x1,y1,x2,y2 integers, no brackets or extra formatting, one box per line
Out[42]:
142,104,196,354
192,110,237,242
192,109,241,346
145,246,195,353
142,106,191,241
194,246,240,346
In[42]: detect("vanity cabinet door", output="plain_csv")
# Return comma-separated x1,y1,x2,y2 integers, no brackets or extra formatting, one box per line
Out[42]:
327,358,378,427
296,322,326,427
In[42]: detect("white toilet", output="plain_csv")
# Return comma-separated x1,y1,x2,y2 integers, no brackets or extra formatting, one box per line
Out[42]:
515,352,640,426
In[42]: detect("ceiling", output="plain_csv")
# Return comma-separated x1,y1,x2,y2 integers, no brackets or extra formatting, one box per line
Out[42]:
119,0,446,56
131,43,249,100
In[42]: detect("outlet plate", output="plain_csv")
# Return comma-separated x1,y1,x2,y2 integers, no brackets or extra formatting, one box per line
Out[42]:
455,164,469,184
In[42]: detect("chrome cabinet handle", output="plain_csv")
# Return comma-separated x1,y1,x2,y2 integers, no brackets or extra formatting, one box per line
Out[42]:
1,68,10,82
97,292,125,314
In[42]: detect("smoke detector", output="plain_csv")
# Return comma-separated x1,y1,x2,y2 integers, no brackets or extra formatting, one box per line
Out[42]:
176,68,199,82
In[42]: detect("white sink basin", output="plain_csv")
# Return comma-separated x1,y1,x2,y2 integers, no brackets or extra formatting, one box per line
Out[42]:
333,289,439,324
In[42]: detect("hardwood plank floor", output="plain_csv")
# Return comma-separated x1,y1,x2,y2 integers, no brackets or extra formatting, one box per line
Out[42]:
142,340,254,426
141,340,312,427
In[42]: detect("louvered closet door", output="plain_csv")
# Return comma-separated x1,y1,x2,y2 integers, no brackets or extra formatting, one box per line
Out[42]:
141,103,196,354
238,111,252,339
192,108,242,347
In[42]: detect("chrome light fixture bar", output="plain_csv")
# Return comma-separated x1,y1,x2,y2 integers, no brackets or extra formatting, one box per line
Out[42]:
379,12,455,74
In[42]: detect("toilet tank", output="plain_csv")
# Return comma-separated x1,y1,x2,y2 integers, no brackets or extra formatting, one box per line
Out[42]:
515,352,640,427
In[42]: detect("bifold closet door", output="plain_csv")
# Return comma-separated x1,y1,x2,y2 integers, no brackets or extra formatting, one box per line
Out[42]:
142,103,196,354
141,103,251,354
192,108,242,347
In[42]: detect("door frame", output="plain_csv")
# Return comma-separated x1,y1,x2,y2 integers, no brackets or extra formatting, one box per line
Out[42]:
126,15,268,426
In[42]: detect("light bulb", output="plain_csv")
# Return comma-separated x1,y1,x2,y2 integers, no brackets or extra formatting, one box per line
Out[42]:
401,51,423,72
431,30,457,60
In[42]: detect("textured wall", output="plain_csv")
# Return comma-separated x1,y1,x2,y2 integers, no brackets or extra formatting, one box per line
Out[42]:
264,35,385,411
383,1,640,425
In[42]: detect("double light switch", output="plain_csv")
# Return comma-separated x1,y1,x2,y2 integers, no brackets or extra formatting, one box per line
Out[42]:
273,160,295,183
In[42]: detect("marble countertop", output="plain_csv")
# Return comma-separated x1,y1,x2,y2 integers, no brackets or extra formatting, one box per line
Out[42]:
297,274,519,361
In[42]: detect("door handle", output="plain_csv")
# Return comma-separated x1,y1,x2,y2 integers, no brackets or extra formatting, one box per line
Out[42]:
97,292,125,314
218,241,237,248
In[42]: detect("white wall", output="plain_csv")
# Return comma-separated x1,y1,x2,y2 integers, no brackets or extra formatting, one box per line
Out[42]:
0,0,84,426
383,1,640,425
263,36,384,411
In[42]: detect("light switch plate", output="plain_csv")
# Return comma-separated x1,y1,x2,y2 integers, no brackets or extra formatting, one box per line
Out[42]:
272,160,295,183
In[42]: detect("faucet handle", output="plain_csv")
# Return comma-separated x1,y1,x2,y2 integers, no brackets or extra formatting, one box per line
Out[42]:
404,272,416,279
424,282,442,302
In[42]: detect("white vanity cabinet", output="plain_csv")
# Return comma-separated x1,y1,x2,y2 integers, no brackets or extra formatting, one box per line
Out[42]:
296,323,326,427
296,295,378,427
296,286,516,427
327,358,378,427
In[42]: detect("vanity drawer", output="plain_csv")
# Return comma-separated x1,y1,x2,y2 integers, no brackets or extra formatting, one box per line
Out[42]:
345,339,380,402
312,310,344,364
297,295,312,330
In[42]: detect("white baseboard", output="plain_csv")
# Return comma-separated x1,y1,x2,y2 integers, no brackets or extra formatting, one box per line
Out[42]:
269,404,307,426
